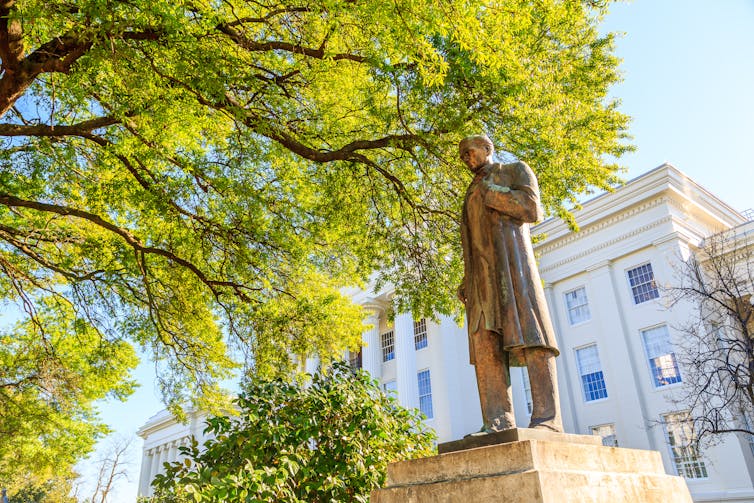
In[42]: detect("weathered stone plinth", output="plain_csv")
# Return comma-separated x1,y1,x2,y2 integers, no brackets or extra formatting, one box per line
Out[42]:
371,429,693,503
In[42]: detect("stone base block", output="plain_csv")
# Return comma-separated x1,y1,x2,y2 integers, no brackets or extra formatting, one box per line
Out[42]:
437,427,603,454
371,430,692,503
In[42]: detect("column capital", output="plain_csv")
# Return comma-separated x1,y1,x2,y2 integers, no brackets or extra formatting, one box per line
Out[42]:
652,231,683,249
362,298,388,316
586,259,613,273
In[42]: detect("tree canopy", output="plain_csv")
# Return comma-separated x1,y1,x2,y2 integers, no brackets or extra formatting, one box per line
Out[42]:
0,301,136,498
0,0,631,482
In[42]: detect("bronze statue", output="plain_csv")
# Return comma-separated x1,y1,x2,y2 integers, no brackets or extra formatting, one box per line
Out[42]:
458,134,563,433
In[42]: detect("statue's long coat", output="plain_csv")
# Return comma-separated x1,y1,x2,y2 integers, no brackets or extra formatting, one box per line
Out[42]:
460,161,559,367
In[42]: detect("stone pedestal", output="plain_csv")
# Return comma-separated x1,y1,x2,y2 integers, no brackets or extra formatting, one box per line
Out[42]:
371,429,693,503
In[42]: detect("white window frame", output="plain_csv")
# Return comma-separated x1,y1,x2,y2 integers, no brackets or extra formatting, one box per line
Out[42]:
382,380,397,397
564,286,591,325
417,369,434,419
575,343,608,402
626,262,660,304
381,330,395,362
347,348,362,369
414,318,428,350
641,325,682,388
663,412,708,479
590,423,618,447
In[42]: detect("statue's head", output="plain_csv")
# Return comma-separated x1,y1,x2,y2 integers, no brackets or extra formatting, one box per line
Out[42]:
459,134,494,173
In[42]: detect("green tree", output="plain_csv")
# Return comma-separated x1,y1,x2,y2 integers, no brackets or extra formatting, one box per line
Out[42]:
0,0,630,489
0,301,136,499
3,475,77,503
150,362,436,503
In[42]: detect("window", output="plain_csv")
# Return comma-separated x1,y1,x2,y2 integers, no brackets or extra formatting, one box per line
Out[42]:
381,330,395,362
414,318,428,350
565,287,591,325
521,369,533,414
417,369,434,419
664,412,708,479
575,344,608,401
641,325,682,387
627,263,660,304
591,424,618,447
382,380,397,397
348,348,362,369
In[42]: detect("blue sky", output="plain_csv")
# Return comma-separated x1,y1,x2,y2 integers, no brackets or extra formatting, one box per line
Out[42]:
600,1,754,213
79,1,754,500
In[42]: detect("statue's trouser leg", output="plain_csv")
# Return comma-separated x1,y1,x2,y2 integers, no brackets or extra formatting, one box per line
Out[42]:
472,327,515,431
525,347,563,432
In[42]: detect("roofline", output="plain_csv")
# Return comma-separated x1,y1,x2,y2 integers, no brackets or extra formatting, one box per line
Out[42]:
534,163,746,246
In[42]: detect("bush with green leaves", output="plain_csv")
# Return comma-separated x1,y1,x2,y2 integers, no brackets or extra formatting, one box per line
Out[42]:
151,362,436,502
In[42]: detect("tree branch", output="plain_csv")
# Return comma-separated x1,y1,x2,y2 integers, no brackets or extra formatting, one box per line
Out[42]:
0,194,260,300
216,22,366,63
0,10,159,119
0,1,24,72
0,116,120,137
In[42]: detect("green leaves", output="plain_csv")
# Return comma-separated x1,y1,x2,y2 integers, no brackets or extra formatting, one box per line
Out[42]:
151,362,436,502
0,299,137,492
0,0,630,488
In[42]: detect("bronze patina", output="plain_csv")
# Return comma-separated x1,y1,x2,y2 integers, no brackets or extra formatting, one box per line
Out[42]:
458,134,563,433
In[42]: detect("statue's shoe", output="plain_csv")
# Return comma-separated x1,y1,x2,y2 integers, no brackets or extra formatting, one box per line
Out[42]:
528,416,563,432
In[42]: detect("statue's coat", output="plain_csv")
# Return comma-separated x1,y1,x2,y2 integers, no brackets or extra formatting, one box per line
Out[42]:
460,161,559,367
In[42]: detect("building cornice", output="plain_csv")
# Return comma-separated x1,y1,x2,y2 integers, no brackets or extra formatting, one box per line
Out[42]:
136,406,201,439
536,196,668,257
532,163,745,253
534,164,745,256
538,215,673,275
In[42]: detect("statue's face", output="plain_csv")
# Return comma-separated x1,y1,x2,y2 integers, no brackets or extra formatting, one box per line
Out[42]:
460,143,489,173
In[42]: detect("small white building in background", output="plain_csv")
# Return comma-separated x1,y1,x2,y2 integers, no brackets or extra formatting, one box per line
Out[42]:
137,164,754,502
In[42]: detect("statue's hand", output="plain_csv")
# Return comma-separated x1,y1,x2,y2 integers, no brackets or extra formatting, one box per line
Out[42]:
457,283,467,304
485,182,511,194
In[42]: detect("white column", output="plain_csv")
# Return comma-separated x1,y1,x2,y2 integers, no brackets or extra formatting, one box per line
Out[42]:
544,282,580,434
426,319,452,439
137,449,154,497
167,440,178,465
437,314,482,439
179,436,191,462
147,447,161,496
361,301,385,380
394,311,419,409
154,445,166,477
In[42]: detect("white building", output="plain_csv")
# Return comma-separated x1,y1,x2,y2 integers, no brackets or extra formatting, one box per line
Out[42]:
137,164,754,502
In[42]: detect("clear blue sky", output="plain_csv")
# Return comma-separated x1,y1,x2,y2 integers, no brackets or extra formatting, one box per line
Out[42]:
81,1,754,500
600,0,754,213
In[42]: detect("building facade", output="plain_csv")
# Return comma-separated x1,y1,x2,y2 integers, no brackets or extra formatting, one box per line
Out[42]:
137,164,754,502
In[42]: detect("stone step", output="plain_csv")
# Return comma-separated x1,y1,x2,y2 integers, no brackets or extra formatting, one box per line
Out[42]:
438,427,603,454
387,439,667,487
373,467,693,503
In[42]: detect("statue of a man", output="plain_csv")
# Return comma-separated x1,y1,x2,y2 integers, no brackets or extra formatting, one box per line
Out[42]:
457,134,563,433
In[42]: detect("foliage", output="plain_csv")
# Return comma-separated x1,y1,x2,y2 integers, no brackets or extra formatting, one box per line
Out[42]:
150,362,436,502
669,228,754,443
0,0,630,488
0,301,137,495
0,0,631,393
2,474,78,503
